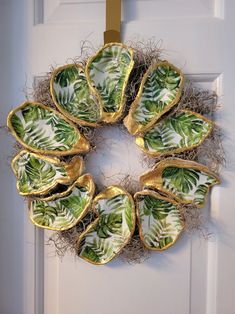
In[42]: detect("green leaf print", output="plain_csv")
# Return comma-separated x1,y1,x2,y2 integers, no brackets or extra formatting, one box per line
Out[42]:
134,64,182,125
86,43,134,120
161,163,219,206
124,61,184,135
135,191,183,250
163,167,200,194
78,187,135,264
137,110,212,156
140,160,220,208
29,175,94,230
12,151,67,195
96,213,122,238
7,102,90,155
51,64,101,125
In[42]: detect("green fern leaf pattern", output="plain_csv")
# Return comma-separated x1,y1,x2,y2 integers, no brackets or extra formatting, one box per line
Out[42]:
30,183,92,230
133,63,183,125
162,166,219,206
79,192,135,264
86,44,133,113
80,237,114,264
139,110,212,155
135,192,183,250
51,65,101,124
9,102,81,153
12,151,68,195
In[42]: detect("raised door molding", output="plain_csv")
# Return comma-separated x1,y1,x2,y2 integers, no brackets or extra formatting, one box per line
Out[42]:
34,0,224,24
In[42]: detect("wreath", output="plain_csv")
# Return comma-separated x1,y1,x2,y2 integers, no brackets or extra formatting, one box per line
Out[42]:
7,41,224,265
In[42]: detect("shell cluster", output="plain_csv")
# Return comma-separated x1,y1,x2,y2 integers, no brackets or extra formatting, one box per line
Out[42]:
7,43,220,265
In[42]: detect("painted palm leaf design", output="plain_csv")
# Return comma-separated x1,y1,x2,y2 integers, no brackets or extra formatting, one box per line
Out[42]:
86,43,134,123
124,61,184,135
50,64,101,126
29,174,95,230
78,186,135,265
135,190,184,250
7,102,90,155
11,150,84,196
140,159,220,208
136,110,213,156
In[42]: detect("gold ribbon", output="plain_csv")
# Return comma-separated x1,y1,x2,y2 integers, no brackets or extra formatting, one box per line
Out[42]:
104,0,121,44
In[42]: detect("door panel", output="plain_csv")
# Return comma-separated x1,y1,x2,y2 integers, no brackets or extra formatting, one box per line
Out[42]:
40,0,223,24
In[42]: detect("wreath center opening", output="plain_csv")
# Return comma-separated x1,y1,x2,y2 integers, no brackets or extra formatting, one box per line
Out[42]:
85,124,150,190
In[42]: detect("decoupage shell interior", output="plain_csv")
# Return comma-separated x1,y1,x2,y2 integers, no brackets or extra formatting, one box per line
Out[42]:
7,102,90,155
135,190,184,250
86,43,134,123
11,150,84,196
29,174,95,230
50,64,102,126
140,159,220,208
124,61,184,135
77,186,136,265
136,110,213,156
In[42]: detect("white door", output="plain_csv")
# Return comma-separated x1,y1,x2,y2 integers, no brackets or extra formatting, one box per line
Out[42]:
1,1,235,314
